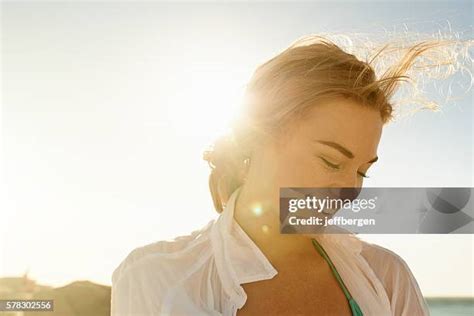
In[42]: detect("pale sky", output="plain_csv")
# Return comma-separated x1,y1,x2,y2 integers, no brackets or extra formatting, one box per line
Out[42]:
1,1,473,297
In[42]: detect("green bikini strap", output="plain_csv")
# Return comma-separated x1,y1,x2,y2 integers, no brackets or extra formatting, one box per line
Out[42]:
311,238,364,316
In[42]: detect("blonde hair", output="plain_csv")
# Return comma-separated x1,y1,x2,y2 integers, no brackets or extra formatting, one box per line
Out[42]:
203,32,473,213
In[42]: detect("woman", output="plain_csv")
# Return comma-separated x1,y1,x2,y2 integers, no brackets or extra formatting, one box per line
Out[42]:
111,35,466,315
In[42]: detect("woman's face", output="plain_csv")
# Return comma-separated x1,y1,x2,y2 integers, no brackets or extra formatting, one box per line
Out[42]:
268,97,383,189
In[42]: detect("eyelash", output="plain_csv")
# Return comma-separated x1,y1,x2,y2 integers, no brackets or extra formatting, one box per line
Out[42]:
318,156,370,179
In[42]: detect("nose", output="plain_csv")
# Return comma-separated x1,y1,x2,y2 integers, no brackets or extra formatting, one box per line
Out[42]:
329,173,363,201
327,187,362,202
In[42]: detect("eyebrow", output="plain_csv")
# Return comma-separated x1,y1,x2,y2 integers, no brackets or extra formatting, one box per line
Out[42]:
314,140,379,163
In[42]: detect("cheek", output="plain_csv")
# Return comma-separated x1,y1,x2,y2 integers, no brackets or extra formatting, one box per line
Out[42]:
274,146,331,187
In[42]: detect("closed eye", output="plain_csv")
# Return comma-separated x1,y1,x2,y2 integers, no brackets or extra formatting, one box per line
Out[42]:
319,155,370,178
318,156,340,170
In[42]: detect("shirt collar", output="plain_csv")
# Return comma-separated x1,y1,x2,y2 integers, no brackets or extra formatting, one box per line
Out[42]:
210,186,363,308
210,186,277,307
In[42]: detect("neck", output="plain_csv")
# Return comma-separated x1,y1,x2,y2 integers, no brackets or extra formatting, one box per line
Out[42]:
233,181,315,266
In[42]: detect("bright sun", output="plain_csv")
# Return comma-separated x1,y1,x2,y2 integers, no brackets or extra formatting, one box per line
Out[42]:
165,63,251,144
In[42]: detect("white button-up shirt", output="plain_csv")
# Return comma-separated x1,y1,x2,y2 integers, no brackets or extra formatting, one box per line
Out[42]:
111,187,430,316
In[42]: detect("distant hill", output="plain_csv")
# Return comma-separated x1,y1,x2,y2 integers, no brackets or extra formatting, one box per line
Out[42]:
0,276,110,316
